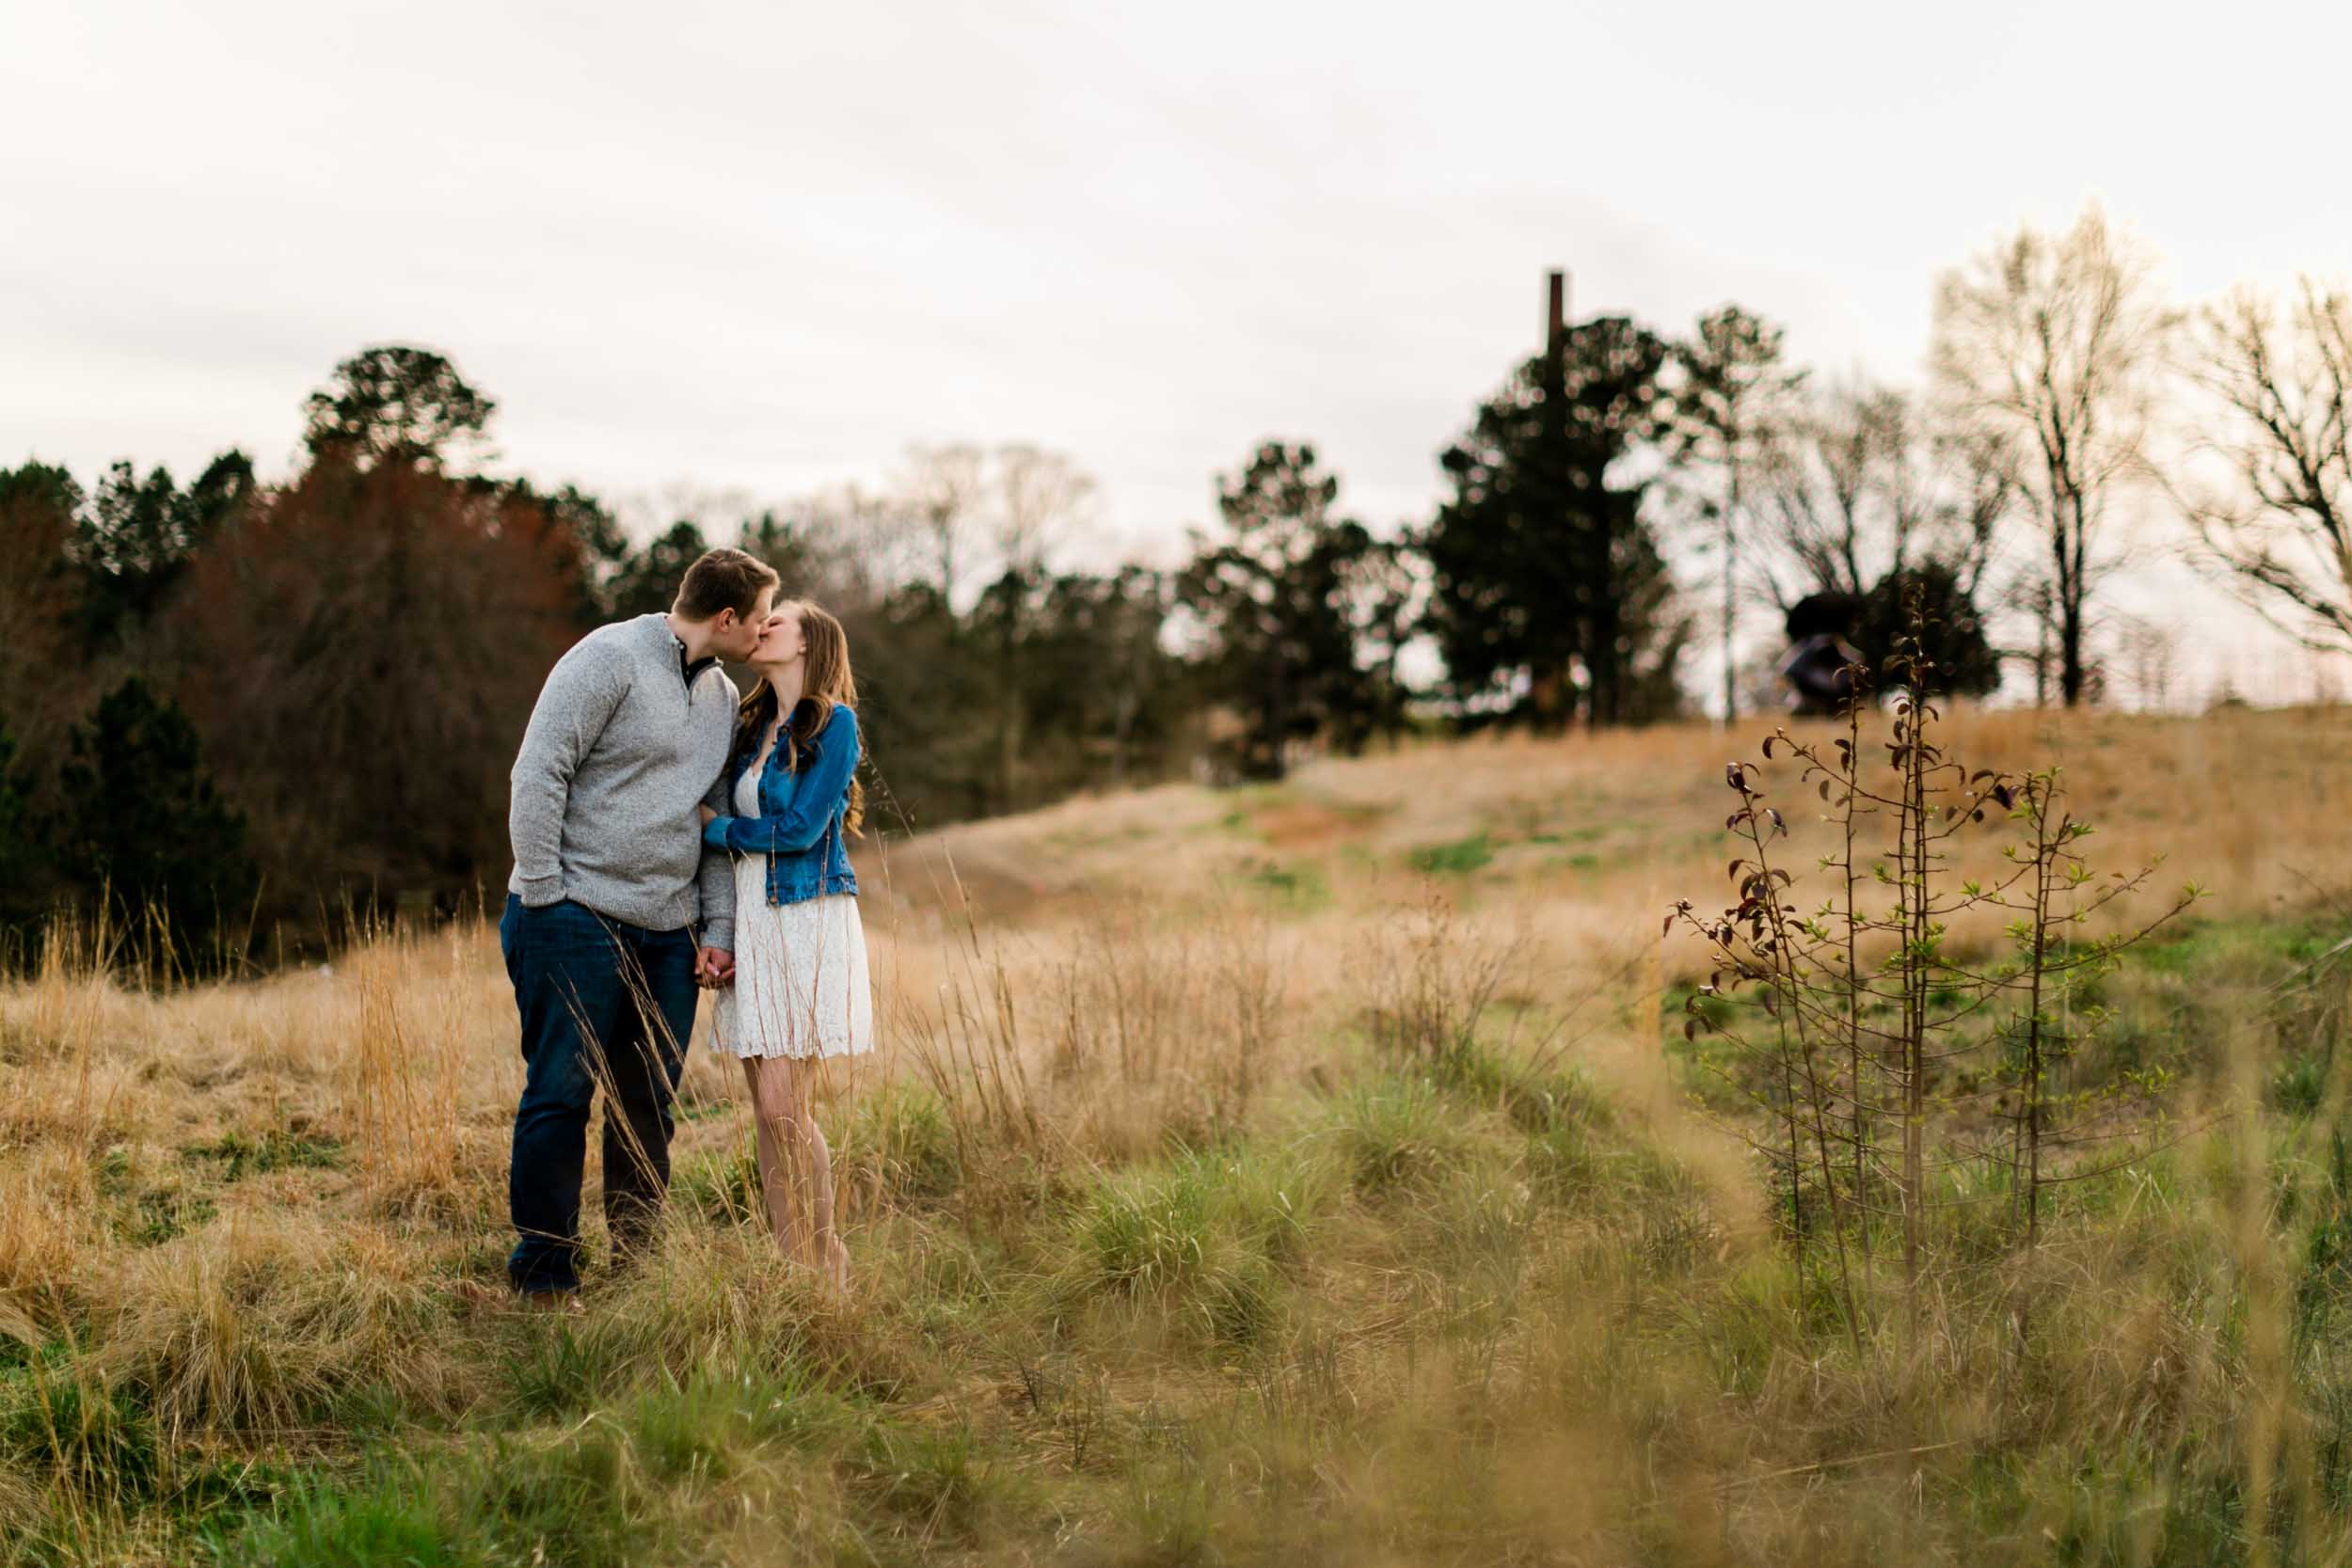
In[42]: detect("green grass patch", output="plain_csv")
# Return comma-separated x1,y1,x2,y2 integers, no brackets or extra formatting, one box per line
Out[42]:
0,1350,161,1511
1245,859,1328,908
839,1081,963,1206
622,1362,854,1482
1408,832,1493,876
848,1420,1025,1547
183,1129,344,1180
129,1187,217,1246
1053,1145,1327,1347
207,1464,465,1568
1323,1075,1471,1196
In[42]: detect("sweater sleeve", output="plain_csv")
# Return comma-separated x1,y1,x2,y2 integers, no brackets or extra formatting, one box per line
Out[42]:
507,642,626,906
694,767,738,951
701,708,859,856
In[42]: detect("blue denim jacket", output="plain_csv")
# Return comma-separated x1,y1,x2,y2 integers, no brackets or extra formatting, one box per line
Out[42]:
700,705,860,906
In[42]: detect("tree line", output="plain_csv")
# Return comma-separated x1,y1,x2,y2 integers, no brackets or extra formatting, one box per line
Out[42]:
3,203,2346,969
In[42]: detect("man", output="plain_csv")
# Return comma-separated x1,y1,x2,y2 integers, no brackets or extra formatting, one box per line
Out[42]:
497,546,777,1306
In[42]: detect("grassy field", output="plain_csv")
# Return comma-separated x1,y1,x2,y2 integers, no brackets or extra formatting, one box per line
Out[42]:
4,703,2351,1565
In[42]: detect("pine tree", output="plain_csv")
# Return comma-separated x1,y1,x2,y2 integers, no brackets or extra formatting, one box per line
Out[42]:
1422,317,1689,728
56,677,259,966
608,520,713,619
1177,442,1380,780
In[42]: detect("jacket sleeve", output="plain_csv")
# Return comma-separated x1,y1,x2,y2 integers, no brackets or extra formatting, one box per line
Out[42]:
701,708,858,856
508,641,627,906
693,767,737,952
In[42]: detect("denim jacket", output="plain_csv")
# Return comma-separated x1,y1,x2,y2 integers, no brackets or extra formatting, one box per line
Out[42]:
700,705,860,906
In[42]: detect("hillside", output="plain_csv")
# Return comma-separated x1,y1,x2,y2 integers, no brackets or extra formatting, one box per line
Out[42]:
877,702,2346,924
4,705,2350,1565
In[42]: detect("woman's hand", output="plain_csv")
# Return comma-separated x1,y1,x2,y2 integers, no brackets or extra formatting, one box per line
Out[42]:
698,804,717,826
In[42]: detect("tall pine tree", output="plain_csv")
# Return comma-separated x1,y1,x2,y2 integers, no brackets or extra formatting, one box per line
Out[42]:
1178,442,1379,781
1422,317,1689,728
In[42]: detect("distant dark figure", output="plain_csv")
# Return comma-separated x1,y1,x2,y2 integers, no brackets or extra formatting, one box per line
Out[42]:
1781,593,1865,717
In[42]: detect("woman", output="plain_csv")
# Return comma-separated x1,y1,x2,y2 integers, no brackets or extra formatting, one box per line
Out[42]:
699,600,874,1287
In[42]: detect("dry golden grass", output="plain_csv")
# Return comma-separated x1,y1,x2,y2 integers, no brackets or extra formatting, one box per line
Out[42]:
1,705,2348,1565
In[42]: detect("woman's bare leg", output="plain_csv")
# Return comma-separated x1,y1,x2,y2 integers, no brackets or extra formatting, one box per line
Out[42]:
779,1056,849,1288
741,1054,848,1283
741,1056,814,1266
739,1059,787,1254
742,1058,785,1229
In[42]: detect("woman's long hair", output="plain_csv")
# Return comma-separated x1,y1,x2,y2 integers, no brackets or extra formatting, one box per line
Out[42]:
729,600,866,836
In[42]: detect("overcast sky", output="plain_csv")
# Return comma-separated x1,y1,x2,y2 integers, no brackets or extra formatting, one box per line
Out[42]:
7,1,2348,695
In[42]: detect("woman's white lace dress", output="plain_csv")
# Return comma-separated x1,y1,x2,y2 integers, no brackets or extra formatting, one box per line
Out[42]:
711,757,875,1061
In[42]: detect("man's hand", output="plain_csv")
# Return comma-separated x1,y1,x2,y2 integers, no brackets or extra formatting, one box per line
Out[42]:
694,945,735,990
698,804,718,827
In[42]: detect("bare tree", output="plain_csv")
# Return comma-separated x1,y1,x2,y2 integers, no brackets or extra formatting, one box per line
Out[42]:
1753,381,2010,609
897,444,987,608
992,443,1095,576
1755,380,1901,604
2111,611,2181,711
1931,206,2176,705
2181,280,2352,651
1674,307,1802,721
978,445,1097,811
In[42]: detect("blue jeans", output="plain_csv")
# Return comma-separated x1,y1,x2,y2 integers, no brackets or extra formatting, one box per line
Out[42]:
499,895,700,1293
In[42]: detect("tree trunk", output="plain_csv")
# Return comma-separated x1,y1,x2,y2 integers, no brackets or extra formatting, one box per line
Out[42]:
1722,456,1740,722
2058,497,2089,707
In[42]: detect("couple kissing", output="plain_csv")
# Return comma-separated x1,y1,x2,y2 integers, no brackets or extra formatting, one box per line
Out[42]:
495,547,871,1310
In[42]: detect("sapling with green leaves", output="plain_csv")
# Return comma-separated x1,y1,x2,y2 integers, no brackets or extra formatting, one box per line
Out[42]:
1665,594,2200,1350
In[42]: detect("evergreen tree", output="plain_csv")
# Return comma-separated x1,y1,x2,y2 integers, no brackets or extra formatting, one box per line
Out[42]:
850,581,992,827
1338,536,1422,748
1023,566,1188,790
0,712,38,932
1422,317,1688,728
1855,562,2000,698
303,345,497,472
735,510,823,600
1177,442,1379,781
56,677,259,963
969,562,1043,815
607,520,713,619
72,451,255,640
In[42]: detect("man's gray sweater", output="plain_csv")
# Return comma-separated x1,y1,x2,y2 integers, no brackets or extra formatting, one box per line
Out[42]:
507,613,738,950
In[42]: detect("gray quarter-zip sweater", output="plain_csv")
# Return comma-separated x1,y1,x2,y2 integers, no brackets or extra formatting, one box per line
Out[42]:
507,613,738,950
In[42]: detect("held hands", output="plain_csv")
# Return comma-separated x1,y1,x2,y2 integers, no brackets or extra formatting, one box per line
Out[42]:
695,803,731,988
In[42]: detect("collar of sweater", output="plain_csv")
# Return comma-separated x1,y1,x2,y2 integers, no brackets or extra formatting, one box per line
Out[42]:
652,612,719,684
